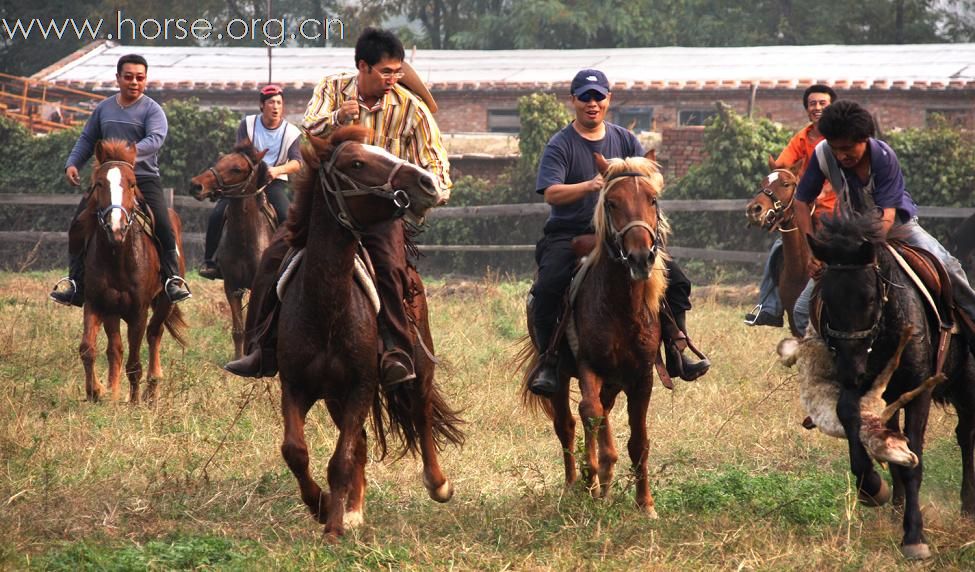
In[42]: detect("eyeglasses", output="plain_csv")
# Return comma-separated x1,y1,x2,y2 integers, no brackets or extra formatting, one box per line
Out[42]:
120,73,146,82
371,67,406,80
261,85,283,96
576,91,607,103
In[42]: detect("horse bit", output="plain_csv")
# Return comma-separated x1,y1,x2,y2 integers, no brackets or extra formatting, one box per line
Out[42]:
602,171,661,263
318,140,413,233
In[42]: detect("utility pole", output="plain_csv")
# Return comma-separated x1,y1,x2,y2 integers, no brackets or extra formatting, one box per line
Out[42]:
267,0,273,83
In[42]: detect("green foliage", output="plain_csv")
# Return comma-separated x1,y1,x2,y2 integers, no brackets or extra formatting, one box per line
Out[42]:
670,103,792,200
885,116,975,208
514,92,572,193
0,115,81,194
158,99,239,190
39,535,258,571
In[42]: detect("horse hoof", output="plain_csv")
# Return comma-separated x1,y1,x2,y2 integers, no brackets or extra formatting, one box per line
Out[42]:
343,509,364,529
901,543,931,560
858,479,891,507
427,479,454,503
639,504,658,519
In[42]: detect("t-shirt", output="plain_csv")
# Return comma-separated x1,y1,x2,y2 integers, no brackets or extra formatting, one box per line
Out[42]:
776,123,836,218
797,138,917,221
536,121,644,232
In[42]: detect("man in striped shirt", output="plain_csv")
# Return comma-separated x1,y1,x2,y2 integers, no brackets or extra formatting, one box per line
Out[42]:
225,28,451,386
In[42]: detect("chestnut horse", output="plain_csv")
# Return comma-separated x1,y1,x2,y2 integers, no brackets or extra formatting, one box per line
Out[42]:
189,140,275,358
745,159,809,336
520,153,669,514
809,212,975,560
273,126,463,537
79,140,187,402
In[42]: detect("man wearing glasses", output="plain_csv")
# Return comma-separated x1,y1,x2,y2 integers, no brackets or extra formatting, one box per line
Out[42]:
51,53,191,306
199,84,302,280
528,69,711,396
225,27,451,385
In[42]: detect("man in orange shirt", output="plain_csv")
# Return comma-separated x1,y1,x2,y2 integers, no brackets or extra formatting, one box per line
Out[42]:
745,84,837,327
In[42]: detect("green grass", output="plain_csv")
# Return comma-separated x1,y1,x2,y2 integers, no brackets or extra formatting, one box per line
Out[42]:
2,272,975,570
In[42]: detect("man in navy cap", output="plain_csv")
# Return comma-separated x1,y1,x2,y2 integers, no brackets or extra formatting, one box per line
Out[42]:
528,68,711,396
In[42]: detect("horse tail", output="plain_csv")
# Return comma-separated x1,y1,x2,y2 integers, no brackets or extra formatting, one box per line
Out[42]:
514,334,554,418
371,376,465,461
164,305,189,347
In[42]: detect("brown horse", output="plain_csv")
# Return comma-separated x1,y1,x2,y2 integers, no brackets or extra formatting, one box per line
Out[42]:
272,126,463,538
745,159,809,336
520,153,669,514
189,140,274,358
79,140,187,402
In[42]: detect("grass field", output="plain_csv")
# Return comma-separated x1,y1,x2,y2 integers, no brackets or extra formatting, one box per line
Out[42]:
1,271,974,570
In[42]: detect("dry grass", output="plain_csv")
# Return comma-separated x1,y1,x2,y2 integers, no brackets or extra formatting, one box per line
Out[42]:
1,272,974,570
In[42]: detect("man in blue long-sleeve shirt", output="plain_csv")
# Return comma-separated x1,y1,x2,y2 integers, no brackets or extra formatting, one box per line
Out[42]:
51,53,191,306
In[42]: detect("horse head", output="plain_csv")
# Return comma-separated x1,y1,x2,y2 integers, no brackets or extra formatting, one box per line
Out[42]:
189,139,270,200
745,157,804,231
90,139,139,245
591,151,668,281
807,211,888,382
304,126,447,230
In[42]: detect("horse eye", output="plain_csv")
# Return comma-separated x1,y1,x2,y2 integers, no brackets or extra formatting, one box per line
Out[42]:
352,160,364,169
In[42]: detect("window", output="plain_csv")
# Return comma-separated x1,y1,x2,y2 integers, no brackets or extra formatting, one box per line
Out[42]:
926,108,972,129
487,109,520,133
678,109,717,126
615,107,654,132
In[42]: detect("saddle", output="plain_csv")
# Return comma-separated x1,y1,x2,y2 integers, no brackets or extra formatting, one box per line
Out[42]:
275,245,380,315
811,241,962,374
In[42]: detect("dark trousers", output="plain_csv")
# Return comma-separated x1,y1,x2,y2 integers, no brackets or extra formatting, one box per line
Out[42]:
68,175,174,255
204,179,291,261
363,218,413,353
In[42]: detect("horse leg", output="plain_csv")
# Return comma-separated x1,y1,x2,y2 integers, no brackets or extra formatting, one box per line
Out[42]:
890,392,933,560
324,400,367,529
144,298,169,403
577,364,605,496
324,385,373,538
596,385,621,499
953,372,975,518
124,314,147,404
837,387,890,506
410,372,454,503
551,369,577,487
79,308,104,401
227,286,245,359
102,315,124,401
280,383,328,524
626,378,656,515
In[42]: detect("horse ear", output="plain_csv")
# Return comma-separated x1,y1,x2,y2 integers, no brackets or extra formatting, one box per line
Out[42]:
788,158,805,178
857,239,875,263
126,141,137,164
301,134,327,169
767,154,778,171
95,140,107,163
593,152,610,175
255,148,269,162
806,233,828,261
644,148,656,162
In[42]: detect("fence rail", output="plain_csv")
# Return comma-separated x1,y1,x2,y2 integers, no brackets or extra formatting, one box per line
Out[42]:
2,193,972,266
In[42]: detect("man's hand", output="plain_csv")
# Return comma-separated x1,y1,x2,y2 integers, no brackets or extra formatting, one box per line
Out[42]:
267,165,279,179
338,100,359,124
589,174,605,193
807,257,824,280
65,165,80,187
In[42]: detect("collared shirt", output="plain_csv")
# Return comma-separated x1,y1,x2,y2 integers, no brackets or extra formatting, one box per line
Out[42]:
777,123,836,219
302,72,451,188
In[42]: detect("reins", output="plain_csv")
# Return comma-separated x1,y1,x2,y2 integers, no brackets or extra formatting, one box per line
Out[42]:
93,160,138,238
601,171,661,264
208,151,269,199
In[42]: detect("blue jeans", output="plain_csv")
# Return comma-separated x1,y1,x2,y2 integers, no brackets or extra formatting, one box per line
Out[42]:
793,218,975,335
754,238,783,317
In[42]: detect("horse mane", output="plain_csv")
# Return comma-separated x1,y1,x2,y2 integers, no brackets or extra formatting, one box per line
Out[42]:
813,210,888,266
588,156,671,315
285,126,370,249
96,139,137,165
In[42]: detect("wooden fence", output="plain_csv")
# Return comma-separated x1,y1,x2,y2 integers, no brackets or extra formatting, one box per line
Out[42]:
1,193,973,267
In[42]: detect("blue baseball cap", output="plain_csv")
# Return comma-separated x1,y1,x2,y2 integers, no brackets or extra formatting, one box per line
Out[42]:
571,69,610,98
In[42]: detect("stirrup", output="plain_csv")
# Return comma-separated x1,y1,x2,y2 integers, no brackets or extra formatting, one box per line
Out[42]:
50,277,80,306
743,304,763,325
165,275,192,302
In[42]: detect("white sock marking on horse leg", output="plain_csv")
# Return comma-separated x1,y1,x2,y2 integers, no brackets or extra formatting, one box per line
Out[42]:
106,167,123,231
343,509,364,528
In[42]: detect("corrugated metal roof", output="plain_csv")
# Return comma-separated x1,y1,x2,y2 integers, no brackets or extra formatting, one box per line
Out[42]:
36,41,975,92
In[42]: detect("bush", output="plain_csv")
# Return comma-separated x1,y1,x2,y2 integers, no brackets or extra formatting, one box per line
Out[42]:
886,116,975,208
513,92,572,193
158,98,239,190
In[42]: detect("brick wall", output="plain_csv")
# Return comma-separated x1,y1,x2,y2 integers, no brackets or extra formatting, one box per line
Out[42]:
659,127,706,181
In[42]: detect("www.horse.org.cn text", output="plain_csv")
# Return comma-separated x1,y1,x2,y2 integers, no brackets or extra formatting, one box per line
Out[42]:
0,10,346,46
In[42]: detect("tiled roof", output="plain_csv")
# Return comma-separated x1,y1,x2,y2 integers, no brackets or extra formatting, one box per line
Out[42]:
35,41,975,92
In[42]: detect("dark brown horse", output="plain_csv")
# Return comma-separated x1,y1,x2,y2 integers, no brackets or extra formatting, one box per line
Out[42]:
189,140,274,358
520,153,669,514
272,126,463,537
745,159,809,336
79,140,187,402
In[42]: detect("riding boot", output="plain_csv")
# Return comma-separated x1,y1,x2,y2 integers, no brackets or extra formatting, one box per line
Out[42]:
528,296,562,397
50,253,85,307
661,306,711,381
378,312,417,388
224,301,280,378
199,204,225,280
161,249,192,303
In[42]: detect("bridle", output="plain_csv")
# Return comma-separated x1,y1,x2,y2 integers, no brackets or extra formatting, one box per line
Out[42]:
207,151,267,198
318,140,415,234
821,261,890,351
94,160,137,239
756,169,799,233
601,171,661,264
